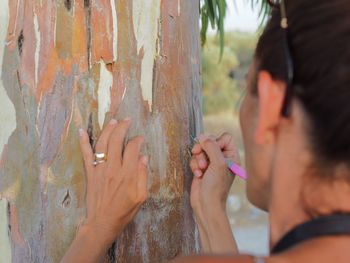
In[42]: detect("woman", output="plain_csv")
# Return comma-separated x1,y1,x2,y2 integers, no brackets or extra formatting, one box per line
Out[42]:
62,0,350,262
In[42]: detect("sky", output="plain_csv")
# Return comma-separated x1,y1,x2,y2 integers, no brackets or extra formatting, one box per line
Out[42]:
208,0,260,33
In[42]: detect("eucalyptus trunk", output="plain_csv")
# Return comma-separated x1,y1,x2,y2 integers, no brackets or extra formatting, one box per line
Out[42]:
0,0,202,262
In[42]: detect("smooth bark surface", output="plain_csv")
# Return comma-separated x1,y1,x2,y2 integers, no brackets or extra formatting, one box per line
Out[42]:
0,0,202,262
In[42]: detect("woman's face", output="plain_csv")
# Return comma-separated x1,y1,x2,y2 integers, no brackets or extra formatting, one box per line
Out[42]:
239,63,272,211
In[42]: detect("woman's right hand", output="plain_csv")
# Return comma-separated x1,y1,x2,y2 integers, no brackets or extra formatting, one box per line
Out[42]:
78,118,148,246
189,133,239,253
190,133,239,214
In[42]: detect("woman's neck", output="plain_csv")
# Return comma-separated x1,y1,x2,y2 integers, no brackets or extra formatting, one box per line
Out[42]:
268,199,310,250
268,169,350,251
265,113,350,251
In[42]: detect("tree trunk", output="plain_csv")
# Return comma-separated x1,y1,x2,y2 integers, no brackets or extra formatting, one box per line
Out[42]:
0,0,202,262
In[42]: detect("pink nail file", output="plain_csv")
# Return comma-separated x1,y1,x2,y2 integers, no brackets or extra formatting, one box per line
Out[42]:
226,159,247,180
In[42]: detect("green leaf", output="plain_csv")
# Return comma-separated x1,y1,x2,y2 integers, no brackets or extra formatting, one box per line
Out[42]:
209,0,217,19
201,7,209,46
217,0,226,61
205,0,216,28
199,0,271,61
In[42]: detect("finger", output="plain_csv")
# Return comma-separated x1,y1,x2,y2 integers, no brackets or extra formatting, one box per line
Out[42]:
79,129,94,176
108,119,132,167
194,152,208,170
95,119,118,153
217,132,235,151
217,132,240,162
191,143,202,155
123,136,144,170
190,158,202,178
190,157,199,172
79,129,97,216
137,155,149,203
198,135,226,166
191,134,216,155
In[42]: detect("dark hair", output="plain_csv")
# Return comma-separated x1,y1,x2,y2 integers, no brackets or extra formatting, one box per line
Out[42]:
255,0,350,164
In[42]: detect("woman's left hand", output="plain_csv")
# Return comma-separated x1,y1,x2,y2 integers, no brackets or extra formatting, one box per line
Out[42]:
80,118,149,244
61,118,148,263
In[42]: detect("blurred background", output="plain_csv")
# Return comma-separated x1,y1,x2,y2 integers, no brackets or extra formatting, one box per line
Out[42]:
202,0,268,255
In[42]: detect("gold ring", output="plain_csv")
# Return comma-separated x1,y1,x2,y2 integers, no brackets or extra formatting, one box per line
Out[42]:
93,152,107,166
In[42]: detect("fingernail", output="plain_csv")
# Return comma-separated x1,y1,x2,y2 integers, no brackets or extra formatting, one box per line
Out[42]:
141,156,148,166
194,170,202,178
79,129,84,137
199,159,206,168
109,119,117,125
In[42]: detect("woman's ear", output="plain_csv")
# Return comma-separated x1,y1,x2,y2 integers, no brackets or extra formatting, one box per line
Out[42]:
255,71,286,144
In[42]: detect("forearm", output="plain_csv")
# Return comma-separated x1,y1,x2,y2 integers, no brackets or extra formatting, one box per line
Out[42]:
205,207,238,254
60,224,113,263
195,204,238,254
195,216,211,252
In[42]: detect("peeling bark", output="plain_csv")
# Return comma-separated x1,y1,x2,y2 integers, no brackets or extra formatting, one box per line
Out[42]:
0,0,202,262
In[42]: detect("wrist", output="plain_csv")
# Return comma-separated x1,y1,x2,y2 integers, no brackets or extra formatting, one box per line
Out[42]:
193,199,227,227
61,222,116,263
77,221,116,249
194,203,228,235
203,199,227,217
205,206,228,228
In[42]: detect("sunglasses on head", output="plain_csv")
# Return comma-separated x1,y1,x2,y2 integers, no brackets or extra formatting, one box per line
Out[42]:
266,0,294,117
